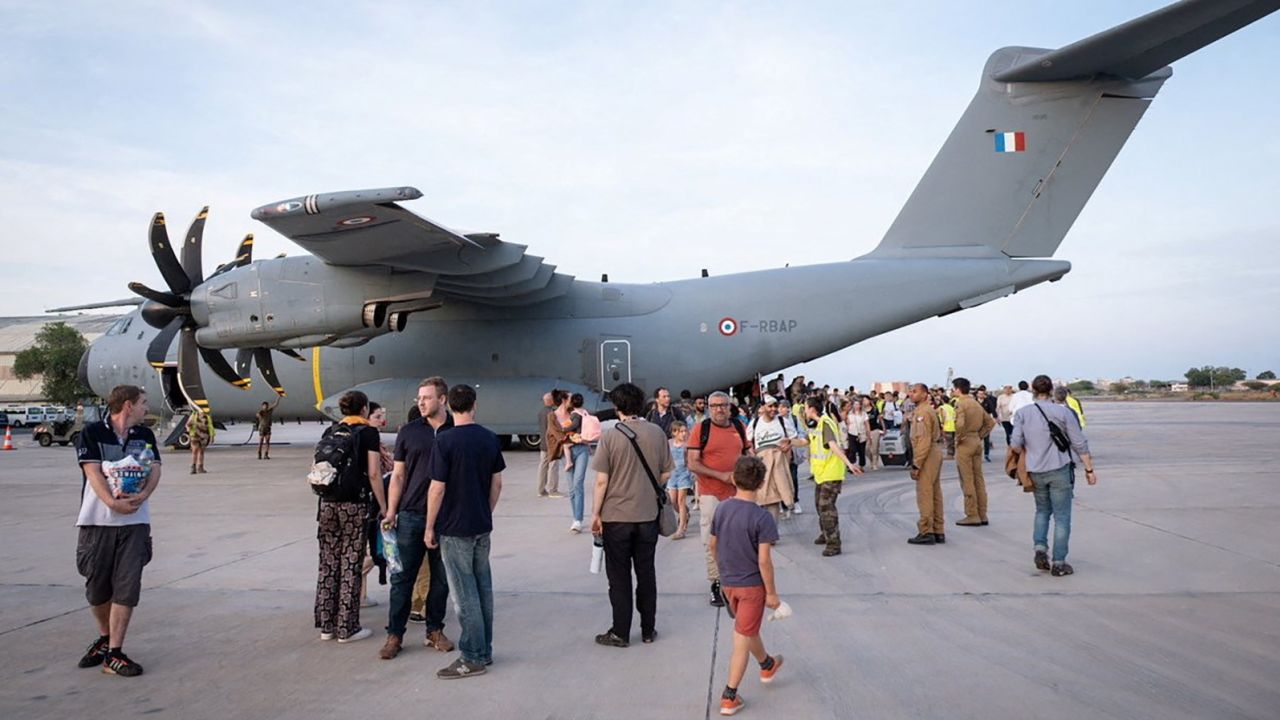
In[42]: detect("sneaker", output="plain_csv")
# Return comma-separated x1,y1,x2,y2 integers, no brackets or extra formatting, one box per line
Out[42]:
720,695,745,716
437,657,487,679
709,581,725,607
425,629,455,652
1051,563,1074,577
595,630,629,648
78,635,109,668
319,631,335,641
408,612,427,624
642,630,657,644
1034,550,1050,571
102,650,143,677
759,654,785,684
569,520,582,534
792,505,803,515
547,492,564,499
337,628,372,643
379,634,403,660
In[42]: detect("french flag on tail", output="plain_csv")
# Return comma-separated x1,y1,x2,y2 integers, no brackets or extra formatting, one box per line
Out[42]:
994,131,1026,153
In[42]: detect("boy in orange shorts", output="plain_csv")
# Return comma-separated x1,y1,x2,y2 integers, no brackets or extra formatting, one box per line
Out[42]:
709,456,785,716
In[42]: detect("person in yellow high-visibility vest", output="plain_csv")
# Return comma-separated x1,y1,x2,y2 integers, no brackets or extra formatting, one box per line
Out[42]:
804,397,863,557
938,400,957,458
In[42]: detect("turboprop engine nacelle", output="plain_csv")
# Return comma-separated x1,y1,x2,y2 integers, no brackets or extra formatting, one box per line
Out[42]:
191,256,437,349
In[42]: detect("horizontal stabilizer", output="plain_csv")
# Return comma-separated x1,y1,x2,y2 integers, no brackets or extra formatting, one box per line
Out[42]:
994,0,1280,82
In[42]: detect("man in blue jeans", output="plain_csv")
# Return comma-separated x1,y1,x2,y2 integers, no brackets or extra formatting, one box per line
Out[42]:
379,377,455,660
1010,374,1098,576
426,383,506,679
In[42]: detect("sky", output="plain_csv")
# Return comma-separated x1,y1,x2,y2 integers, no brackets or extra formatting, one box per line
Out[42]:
1,0,1277,389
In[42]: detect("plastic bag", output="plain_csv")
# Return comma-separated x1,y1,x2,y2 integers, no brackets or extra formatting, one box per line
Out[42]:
768,600,793,622
380,525,402,575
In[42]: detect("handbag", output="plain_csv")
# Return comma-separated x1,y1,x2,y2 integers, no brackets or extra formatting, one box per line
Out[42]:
1032,403,1072,453
616,422,679,537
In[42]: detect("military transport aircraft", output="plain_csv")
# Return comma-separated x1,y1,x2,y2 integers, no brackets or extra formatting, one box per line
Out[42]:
55,0,1279,443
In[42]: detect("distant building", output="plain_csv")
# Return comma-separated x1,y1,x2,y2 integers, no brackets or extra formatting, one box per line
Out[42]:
0,315,120,403
872,381,910,394
1170,382,1190,393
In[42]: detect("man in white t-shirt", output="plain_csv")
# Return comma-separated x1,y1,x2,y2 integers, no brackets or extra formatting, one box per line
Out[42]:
746,396,795,518
1008,380,1035,418
74,385,162,678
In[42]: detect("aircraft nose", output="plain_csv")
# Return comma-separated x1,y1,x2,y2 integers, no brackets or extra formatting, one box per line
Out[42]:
78,346,92,391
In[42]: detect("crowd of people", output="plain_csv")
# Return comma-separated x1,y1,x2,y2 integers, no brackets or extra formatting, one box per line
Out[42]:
70,371,1095,715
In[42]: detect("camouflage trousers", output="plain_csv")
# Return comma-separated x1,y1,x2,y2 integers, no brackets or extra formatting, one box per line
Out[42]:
815,480,844,551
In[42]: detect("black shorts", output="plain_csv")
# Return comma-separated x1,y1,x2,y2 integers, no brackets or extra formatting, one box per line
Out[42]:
76,525,152,607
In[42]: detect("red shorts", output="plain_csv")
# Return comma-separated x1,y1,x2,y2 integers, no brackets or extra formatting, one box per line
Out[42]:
722,585,766,637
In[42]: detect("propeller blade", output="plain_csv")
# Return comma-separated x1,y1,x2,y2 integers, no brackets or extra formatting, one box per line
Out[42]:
235,348,255,380
149,212,191,295
235,233,253,266
128,282,183,308
178,327,210,413
181,206,208,289
277,348,306,361
146,317,183,368
255,347,286,397
208,233,255,280
199,345,251,390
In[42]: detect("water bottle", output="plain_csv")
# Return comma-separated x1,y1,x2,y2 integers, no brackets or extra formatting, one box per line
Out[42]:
590,535,605,574
139,443,156,469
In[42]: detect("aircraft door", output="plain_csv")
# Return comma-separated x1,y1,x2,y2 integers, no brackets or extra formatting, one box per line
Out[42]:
599,339,631,391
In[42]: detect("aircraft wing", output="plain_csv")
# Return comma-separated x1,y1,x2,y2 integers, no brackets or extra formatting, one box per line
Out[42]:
250,186,574,305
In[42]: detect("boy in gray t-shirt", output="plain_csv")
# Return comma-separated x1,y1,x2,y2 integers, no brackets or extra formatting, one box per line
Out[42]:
709,456,786,716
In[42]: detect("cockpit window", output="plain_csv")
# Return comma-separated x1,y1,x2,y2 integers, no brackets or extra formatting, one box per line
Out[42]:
106,317,130,336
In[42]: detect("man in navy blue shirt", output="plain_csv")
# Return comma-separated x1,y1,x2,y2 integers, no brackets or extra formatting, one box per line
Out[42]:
379,377,456,660
425,384,506,679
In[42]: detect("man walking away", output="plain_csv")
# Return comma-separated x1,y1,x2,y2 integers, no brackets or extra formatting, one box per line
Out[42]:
425,384,505,678
1011,375,1098,576
590,383,674,647
996,385,1015,446
688,391,749,605
536,392,561,497
804,397,863,557
710,456,786,716
977,387,997,461
74,385,162,677
906,384,944,545
379,377,455,660
952,378,996,527
1009,381,1034,417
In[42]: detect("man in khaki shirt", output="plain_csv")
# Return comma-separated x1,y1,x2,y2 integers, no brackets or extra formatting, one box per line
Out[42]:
952,377,996,526
907,384,945,545
590,383,673,647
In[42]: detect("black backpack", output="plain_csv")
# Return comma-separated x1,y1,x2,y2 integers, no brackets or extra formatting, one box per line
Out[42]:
308,423,369,502
698,418,748,456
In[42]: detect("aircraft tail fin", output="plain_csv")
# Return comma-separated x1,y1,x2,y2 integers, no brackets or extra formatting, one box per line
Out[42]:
872,0,1278,259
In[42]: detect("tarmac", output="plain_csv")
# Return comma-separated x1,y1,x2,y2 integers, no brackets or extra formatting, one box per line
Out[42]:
1,401,1278,720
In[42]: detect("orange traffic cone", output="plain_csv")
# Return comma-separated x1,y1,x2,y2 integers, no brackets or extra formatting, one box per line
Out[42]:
1,426,14,451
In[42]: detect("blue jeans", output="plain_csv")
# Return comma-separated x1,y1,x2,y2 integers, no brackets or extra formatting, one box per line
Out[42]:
385,511,448,638
565,444,590,522
439,533,494,664
1031,464,1074,563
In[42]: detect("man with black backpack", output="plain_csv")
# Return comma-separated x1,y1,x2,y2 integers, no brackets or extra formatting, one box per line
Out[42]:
687,390,749,607
1010,375,1098,577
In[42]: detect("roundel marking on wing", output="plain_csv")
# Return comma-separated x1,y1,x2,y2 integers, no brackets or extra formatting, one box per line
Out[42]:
718,317,738,336
337,215,376,227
